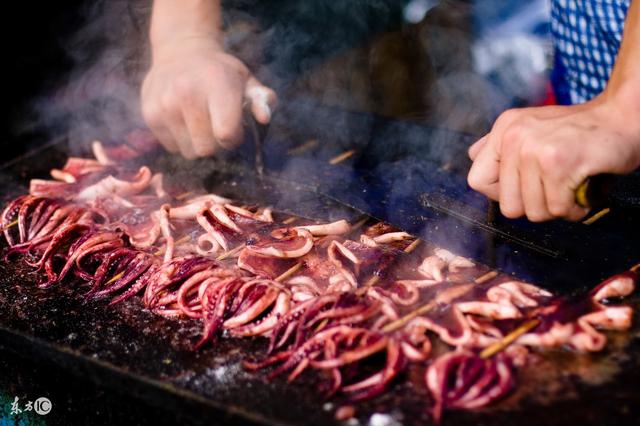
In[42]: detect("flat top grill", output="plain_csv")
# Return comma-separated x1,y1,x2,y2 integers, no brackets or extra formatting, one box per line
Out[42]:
1,101,639,425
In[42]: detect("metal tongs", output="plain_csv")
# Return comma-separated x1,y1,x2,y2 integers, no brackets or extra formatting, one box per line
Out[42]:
243,102,269,179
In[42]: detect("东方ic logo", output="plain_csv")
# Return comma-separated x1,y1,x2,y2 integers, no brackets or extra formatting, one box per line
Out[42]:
34,397,52,415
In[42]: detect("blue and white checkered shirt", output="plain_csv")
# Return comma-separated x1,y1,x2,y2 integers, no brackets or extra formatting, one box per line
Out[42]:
551,0,631,105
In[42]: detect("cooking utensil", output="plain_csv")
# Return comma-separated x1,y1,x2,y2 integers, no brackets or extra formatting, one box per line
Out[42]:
243,105,268,179
575,173,640,209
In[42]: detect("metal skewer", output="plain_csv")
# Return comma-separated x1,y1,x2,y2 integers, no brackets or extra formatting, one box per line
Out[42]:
243,103,266,180
249,116,264,178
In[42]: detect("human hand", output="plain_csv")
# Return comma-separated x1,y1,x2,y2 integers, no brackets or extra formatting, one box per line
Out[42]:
467,98,640,221
141,36,276,159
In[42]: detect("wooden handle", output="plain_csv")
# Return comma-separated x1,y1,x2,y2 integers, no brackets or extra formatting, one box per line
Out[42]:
574,175,613,209
575,180,591,208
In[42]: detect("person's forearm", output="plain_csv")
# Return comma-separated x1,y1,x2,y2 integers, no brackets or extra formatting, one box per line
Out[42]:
149,0,223,55
603,2,640,121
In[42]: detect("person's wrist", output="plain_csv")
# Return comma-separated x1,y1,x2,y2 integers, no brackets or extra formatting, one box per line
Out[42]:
593,90,640,170
612,98,640,170
603,83,640,133
151,32,223,63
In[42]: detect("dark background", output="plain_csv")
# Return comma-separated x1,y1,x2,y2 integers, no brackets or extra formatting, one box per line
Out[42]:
1,2,87,159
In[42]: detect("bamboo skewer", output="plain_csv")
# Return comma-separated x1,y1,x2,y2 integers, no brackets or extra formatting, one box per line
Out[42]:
380,271,498,333
481,261,640,358
356,239,422,296
582,207,610,225
479,318,540,359
403,238,422,254
0,219,18,232
349,217,369,233
174,191,194,201
381,301,437,333
473,270,499,284
363,275,381,289
275,262,303,283
356,276,380,297
479,262,640,358
329,150,356,165
287,139,319,156
282,217,298,225
315,318,330,333
216,244,245,261
105,271,125,285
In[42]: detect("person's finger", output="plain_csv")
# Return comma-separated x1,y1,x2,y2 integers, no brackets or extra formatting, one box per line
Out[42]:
536,137,590,221
497,134,525,218
565,202,590,222
481,182,500,201
182,101,219,157
520,153,551,222
543,176,590,221
141,101,180,153
467,109,524,200
245,76,277,125
468,135,488,161
467,133,501,200
165,111,196,160
208,83,244,150
148,124,180,154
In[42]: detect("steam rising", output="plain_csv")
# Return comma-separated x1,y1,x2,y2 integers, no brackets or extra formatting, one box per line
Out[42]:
27,1,150,155
18,0,551,266
26,1,550,154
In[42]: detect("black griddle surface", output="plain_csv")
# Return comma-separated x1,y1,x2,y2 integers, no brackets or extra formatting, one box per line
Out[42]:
1,257,639,426
0,131,639,425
